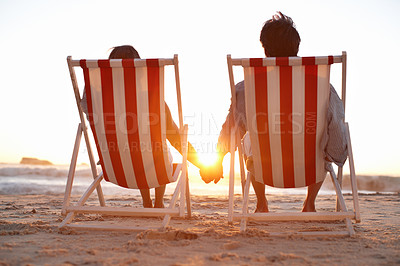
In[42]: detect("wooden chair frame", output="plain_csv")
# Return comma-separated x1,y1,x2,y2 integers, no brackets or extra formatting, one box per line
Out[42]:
60,55,191,231
226,52,360,236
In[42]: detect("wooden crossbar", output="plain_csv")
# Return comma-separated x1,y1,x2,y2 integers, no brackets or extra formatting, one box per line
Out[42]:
70,58,175,67
65,206,180,217
233,211,355,222
64,224,161,232
268,231,351,237
230,55,343,66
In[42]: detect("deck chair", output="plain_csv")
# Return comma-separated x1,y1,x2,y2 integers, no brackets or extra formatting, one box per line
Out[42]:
60,54,191,231
226,52,360,236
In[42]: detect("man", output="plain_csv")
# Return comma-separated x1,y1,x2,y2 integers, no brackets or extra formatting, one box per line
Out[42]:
201,12,347,212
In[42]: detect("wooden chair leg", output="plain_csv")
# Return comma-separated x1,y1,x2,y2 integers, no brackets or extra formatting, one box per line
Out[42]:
82,122,105,207
179,169,186,218
240,172,252,232
336,166,343,211
329,167,355,236
179,125,189,218
59,172,104,228
345,123,361,222
237,135,246,195
228,131,236,224
185,172,191,218
62,123,83,216
162,173,183,228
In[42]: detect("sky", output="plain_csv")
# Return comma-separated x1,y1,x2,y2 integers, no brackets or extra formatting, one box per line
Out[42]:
0,0,399,176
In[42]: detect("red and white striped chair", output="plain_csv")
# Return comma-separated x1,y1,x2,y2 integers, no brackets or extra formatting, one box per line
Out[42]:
61,55,191,231
227,52,360,236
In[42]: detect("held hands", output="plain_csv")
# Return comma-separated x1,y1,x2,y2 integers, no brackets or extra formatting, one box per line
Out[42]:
199,159,224,184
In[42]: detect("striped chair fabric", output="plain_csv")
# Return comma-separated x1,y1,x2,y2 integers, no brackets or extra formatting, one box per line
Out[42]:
80,59,175,189
242,56,334,188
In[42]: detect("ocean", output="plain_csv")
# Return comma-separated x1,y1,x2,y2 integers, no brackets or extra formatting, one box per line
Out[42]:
0,163,399,196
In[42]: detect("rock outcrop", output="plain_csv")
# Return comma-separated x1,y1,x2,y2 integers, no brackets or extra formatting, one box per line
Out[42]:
20,157,53,166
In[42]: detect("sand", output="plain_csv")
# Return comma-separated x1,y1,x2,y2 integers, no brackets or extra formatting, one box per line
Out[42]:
0,192,399,265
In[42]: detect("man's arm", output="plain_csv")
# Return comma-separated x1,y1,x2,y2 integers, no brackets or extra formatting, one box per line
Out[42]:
323,85,348,166
201,81,247,183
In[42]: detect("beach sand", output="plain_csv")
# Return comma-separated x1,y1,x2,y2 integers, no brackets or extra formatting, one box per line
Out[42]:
0,192,399,265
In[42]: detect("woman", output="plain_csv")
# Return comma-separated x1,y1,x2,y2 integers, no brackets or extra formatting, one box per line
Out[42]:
82,45,202,208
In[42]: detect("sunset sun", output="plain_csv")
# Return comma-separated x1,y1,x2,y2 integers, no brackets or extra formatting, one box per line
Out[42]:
199,152,218,167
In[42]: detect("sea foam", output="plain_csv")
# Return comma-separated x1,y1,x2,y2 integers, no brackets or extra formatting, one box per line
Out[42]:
0,163,399,196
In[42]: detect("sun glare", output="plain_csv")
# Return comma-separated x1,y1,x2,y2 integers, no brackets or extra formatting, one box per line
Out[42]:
199,152,218,167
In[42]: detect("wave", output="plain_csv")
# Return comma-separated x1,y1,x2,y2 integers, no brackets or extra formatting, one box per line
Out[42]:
0,164,92,178
0,164,399,195
322,174,400,193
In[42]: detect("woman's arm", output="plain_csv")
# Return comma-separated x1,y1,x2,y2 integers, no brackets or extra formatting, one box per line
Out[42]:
165,104,202,169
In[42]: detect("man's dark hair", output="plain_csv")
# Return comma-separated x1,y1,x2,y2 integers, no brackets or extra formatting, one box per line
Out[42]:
260,12,301,57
